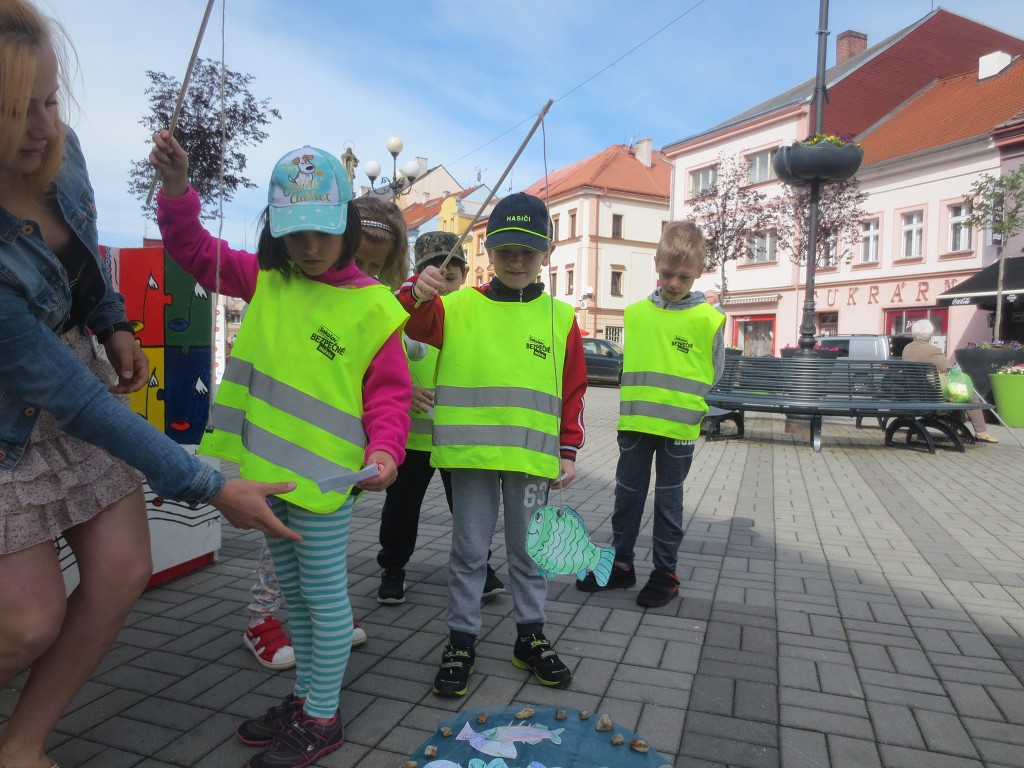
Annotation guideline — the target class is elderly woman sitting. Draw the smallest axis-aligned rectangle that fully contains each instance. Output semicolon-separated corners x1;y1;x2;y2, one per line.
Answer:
902;320;998;443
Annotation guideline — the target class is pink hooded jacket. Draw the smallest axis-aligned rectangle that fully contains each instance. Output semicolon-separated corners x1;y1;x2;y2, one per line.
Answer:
156;187;410;467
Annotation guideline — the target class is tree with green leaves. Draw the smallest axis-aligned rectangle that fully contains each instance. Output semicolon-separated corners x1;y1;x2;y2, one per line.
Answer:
963;164;1024;340
128;58;281;222
684;153;777;301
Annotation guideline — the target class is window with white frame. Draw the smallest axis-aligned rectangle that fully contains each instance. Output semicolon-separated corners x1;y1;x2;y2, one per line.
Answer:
565;267;575;294
549;267;557;295
551;216;560;242
690;165;718;197
901;210;924;258
611;268;623;296
604;325;623;344
569;210;577;239
860;218;879;263
821;235;839;268
949;202;973;251
747;230;777;263
611;214;623;239
746;149;776;184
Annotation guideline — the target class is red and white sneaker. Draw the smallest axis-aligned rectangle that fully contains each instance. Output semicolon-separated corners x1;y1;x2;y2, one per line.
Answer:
352;619;367;648
244;616;296;670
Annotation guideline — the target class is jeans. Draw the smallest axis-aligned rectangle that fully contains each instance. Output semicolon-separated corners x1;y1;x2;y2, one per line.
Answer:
611;430;694;574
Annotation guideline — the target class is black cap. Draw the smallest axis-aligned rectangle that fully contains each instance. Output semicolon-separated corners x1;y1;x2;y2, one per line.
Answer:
485;193;550;253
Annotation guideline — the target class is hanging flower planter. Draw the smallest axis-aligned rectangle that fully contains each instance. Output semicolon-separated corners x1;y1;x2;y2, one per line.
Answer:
773;134;864;187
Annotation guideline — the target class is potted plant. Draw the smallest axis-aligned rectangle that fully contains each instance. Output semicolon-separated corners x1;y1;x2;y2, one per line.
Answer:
773;133;864;187
989;362;1024;428
954;340;1024;406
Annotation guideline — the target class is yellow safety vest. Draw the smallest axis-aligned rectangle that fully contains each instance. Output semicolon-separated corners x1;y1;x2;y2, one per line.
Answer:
201;270;407;512
431;289;574;478
618;300;724;440
406;344;439;453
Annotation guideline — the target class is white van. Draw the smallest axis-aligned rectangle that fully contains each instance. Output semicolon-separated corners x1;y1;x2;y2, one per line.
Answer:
815;335;913;360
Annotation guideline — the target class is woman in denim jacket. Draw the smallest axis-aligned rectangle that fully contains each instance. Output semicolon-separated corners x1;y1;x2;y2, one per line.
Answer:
0;5;296;766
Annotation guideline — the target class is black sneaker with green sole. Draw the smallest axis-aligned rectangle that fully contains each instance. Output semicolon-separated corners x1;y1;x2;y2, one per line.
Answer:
432;643;475;697
511;634;572;687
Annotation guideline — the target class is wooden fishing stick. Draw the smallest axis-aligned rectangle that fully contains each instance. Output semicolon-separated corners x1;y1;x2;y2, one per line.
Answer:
415;98;554;306
144;0;217;206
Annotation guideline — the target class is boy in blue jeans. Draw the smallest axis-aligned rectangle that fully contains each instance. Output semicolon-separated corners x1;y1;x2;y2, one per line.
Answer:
577;221;724;607
401;193;587;696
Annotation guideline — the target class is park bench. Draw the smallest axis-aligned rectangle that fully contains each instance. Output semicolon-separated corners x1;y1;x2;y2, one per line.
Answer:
702;356;991;453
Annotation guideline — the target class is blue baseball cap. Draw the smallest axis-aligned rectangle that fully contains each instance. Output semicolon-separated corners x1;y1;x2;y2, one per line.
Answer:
268;146;353;237
485;192;551;253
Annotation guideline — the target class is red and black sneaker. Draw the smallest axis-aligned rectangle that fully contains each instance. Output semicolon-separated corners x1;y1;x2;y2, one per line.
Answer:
636;569;680;608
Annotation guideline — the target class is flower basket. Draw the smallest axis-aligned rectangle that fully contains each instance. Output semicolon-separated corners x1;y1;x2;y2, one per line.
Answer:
773;141;863;187
954;344;1024;406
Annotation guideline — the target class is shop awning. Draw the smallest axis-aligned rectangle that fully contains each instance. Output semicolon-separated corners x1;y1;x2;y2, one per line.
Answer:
722;293;782;306
936;257;1024;307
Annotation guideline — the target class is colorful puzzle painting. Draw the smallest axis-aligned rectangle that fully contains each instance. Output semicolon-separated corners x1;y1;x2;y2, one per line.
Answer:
59;245;223;593
407;706;674;768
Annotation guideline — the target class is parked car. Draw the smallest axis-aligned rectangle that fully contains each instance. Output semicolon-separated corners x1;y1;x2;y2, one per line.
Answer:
815;334;913;360
582;338;623;384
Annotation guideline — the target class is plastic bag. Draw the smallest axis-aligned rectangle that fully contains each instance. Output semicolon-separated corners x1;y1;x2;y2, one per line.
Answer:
944;365;975;403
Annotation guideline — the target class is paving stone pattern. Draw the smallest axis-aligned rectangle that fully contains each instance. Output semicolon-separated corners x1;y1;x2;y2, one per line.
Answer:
3;386;1023;767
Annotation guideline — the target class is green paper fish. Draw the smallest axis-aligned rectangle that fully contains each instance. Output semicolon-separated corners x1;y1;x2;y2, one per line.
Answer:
526;505;614;586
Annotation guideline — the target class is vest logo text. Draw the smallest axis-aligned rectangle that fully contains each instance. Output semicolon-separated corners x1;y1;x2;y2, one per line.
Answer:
671;335;693;354
311;325;346;360
526;335;551;359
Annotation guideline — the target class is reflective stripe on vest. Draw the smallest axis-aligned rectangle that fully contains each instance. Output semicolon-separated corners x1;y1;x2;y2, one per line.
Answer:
406;344;439;452
200;271;407;512
431;288;574;478
618;300;724;440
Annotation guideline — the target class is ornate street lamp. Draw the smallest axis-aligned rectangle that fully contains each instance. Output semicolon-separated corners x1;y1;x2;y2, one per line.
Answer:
363;136;422;198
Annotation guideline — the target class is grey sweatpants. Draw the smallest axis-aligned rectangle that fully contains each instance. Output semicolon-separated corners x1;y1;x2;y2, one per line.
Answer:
447;468;550;638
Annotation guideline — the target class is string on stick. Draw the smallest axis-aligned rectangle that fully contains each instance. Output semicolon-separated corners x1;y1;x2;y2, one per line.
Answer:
415;98;554;306
144;0;217;206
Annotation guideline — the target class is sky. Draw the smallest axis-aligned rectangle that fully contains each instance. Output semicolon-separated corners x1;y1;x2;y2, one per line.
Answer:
37;0;1024;249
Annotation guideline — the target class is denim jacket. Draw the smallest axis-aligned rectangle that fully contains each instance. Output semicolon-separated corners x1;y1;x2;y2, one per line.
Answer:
0;129;224;505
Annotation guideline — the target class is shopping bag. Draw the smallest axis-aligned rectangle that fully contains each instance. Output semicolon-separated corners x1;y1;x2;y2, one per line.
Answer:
944;365;975;403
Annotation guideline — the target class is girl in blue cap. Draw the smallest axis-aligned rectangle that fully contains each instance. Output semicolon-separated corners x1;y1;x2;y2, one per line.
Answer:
150;130;411;768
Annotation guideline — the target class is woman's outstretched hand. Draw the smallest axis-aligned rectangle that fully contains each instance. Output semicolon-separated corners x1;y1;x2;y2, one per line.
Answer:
211;480;301;541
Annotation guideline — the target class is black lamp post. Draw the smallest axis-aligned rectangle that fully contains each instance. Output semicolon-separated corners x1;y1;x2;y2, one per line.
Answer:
797;0;831;351
363;136;422;198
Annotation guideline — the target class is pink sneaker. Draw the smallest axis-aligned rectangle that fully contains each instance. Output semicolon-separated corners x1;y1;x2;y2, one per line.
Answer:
244;616;296;670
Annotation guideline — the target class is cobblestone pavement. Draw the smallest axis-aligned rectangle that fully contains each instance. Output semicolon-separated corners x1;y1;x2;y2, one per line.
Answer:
4;386;1024;767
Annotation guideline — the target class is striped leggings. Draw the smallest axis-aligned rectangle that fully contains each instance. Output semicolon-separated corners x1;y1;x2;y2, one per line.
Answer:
266;496;353;718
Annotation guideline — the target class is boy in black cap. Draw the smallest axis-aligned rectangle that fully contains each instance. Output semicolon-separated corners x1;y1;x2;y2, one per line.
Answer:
376;231;505;604
399;193;587;697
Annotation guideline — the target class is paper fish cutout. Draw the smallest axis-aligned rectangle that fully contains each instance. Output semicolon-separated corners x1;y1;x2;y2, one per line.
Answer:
457;721;563;759
526;505;614;586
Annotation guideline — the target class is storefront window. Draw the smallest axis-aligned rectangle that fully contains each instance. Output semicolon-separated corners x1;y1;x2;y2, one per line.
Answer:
732;315;775;356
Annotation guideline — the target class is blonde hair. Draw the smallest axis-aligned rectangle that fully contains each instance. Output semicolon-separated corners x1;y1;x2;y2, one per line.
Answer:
0;0;73;194
656;220;706;269
352;196;408;290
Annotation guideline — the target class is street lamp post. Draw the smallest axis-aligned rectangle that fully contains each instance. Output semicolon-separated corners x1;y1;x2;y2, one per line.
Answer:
363;136;422;198
797;0;831;351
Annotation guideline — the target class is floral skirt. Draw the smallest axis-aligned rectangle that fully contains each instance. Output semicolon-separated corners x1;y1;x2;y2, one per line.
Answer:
0;328;144;554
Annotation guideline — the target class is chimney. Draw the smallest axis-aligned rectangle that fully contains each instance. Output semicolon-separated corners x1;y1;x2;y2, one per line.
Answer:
836;30;867;65
635;137;653;168
979;51;1012;80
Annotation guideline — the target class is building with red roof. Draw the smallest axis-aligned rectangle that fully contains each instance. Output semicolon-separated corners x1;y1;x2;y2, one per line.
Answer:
663;9;1024;352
